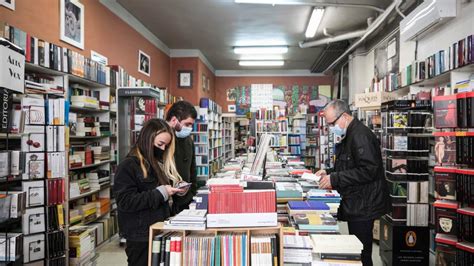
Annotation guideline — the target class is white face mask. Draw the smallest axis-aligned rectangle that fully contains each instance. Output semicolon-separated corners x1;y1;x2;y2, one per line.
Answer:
176;126;192;138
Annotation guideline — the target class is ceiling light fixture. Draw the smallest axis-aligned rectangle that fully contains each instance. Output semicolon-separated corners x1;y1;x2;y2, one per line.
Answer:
305;8;325;38
239;60;285;66
234;0;291;4
234;46;288;54
240;54;284;60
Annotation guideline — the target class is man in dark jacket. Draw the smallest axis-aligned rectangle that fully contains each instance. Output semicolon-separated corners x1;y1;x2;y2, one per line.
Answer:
166;101;198;213
317;99;391;266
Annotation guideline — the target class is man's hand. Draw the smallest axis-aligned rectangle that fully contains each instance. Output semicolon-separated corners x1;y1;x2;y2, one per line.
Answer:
315;169;327;177
319;175;332;189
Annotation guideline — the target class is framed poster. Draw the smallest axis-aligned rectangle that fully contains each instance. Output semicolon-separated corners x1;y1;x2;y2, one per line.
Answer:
138;50;150;76
178;70;192;88
1;0;15;10
60;0;84;49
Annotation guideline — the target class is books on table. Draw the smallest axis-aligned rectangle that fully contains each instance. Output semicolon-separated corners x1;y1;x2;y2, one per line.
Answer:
291;213;339;233
163;210;207;231
311;234;363;264
283;235;313;265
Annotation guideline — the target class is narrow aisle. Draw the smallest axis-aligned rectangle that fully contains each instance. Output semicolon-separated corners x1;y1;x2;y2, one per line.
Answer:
96;235;128;266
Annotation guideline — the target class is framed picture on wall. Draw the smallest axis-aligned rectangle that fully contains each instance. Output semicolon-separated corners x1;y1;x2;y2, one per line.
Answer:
207;78;210;91
178;71;193;88
1;0;15;10
60;0;84;49
138;50;151;76
228;105;236;113
202;74;207;90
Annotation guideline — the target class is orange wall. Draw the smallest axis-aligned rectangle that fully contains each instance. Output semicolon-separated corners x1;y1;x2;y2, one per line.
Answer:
169;57;200;105
0;0;170;87
169;57;216;106
215;76;333;112
198;59;216;101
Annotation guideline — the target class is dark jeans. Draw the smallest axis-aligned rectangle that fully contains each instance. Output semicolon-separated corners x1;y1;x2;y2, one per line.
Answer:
125;240;148;266
348;220;375;266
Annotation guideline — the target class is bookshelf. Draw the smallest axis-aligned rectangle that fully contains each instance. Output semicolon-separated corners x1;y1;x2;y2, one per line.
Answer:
318;111;335;170
304;113;318;169
254;108;289;152
235;118;250;156
222;115;235;162
192;99;223;181
379;100;433;265
148;222;284;266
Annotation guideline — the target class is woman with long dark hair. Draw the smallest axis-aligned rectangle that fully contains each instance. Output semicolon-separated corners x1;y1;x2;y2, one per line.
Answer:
114;118;187;266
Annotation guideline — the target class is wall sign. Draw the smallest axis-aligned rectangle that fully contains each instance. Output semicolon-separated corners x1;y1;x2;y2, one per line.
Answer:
0;88;12;133
0;38;25;94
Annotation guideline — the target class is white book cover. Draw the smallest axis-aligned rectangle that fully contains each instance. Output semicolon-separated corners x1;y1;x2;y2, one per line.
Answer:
311;234;363;254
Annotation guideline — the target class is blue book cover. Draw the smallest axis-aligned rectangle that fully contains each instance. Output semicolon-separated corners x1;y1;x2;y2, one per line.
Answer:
288;201;310;210
307;201;330;210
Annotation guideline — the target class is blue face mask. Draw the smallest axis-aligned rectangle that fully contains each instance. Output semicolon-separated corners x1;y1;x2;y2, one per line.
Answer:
176;126;192;138
329;124;346;137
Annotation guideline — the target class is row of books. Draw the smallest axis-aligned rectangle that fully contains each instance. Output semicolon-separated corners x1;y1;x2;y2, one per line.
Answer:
25;73;64;94
70;114;110;137
385;158;429;175
435;167;474;206
283;235;312;265
199;98;222;114
386;135;430;151
433;92;474;129
3;23;108;84
256;120;288;132
0;191;26;221
255;108;285;120
47;205;65;232
379;34;473;91
288;146;302;155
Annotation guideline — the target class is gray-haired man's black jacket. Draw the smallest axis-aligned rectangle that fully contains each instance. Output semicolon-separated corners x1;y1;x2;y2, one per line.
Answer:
327;118;391;221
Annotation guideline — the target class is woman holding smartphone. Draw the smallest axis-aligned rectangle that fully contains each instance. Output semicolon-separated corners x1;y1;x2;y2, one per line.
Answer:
114;119;188;266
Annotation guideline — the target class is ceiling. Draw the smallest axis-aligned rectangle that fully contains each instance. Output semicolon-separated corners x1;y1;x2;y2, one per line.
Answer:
117;0;393;72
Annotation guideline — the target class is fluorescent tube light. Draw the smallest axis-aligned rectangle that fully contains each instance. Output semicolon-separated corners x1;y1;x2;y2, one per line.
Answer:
235;0;293;4
305;8;325;38
240;54;284;60
234;46;288;54
239;60;285;66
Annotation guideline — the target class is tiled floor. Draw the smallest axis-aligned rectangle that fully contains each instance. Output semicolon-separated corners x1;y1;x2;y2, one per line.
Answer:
96;235;128;266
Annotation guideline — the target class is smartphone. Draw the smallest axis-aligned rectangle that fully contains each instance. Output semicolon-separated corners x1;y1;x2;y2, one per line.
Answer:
177;182;192;189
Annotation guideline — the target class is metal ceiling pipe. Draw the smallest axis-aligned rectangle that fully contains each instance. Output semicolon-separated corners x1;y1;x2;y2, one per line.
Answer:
236;0;385;13
299;29;366;48
322;0;401;73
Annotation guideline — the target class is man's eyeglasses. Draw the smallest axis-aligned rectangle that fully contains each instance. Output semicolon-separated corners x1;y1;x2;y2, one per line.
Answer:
327;112;345;127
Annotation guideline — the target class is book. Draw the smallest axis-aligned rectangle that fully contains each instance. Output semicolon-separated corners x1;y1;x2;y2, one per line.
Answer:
311;235;363;254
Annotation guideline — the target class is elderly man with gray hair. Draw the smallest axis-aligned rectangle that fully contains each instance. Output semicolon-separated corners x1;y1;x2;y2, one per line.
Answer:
317;99;391;266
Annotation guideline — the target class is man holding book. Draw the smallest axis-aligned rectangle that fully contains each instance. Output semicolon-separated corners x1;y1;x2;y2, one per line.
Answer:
317;99;391;266
166;101;198;213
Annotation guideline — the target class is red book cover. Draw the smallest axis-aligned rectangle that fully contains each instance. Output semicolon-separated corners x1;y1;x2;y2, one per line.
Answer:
26;34;31;62
48;180;53;205
52;179;58;205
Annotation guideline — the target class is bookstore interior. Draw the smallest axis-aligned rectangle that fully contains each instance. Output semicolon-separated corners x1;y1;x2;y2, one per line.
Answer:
0;0;473;265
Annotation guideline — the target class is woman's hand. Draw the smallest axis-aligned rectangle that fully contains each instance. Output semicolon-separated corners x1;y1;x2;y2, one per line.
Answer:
164;185;185;196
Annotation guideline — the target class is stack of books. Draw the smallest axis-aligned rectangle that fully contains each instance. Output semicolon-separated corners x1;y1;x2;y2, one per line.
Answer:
206;182;277;227
291;213;338;234
87;170;110;190
307;189;341;215
283;235;313;266
69;178;91;198
311;235;363;265
95;198;110;216
90;146;111;163
275;182;303;202
163;209;207;231
69;226;96;266
287;201;330;216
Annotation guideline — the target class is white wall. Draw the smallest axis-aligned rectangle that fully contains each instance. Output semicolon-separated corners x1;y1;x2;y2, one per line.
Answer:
415;1;474;60
348;0;473;103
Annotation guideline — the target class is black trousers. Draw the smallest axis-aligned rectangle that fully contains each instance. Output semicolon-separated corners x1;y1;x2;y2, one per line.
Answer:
125;240;149;266
348;220;375;266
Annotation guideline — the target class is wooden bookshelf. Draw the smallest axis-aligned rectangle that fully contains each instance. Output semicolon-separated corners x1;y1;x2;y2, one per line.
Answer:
148;222;284;266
